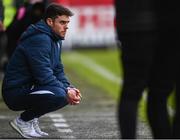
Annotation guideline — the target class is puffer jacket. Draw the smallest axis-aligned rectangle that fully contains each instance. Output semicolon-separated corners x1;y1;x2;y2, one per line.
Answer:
2;20;70;93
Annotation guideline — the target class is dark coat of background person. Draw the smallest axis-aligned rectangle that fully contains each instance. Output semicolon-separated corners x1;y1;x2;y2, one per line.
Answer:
115;0;179;139
0;0;4;21
0;0;7;74
5;2;45;59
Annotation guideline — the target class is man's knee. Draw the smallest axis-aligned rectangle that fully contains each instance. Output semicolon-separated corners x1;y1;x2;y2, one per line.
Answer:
55;94;68;107
46;93;68;109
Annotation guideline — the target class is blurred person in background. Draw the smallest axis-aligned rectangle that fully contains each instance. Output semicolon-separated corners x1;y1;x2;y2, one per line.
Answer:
115;0;158;138
174;55;180;138
2;3;82;138
0;0;7;79
147;1;179;138
5;0;47;59
115;0;178;138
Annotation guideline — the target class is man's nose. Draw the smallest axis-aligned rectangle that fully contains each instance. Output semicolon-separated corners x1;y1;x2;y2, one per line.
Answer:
65;26;68;29
65;23;69;29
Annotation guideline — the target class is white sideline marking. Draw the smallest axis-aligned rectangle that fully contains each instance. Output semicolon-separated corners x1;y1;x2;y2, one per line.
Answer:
52;118;66;122
54;123;69;127
48;114;63;118
168;106;175;117
49;113;75;138
66;52;122;85
57;128;73;133
0;115;7;119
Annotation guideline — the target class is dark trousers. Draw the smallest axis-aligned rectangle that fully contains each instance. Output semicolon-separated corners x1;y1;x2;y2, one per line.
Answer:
118;30;176;138
147;29;177;138
2;85;68;121
118;31;156;138
116;0;180;138
173;63;180;138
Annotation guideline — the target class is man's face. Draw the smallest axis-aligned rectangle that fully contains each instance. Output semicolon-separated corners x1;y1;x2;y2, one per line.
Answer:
47;15;70;39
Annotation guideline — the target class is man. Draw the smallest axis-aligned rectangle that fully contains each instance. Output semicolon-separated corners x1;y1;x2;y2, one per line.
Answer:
2;3;82;138
115;0;158;138
147;1;178;138
6;0;46;58
115;0;178;138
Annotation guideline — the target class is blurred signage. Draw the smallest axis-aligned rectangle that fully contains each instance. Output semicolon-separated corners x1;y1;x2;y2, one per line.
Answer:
55;0;116;47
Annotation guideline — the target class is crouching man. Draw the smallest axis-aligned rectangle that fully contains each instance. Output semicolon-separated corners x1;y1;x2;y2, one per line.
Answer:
1;3;82;138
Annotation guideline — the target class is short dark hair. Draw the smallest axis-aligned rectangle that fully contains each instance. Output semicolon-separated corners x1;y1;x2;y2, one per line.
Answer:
43;3;74;20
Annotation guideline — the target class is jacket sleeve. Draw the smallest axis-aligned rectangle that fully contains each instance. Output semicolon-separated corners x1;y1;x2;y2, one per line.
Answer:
25;35;67;92
54;62;73;88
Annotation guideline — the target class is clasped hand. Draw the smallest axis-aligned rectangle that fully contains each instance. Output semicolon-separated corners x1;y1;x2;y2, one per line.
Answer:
67;87;82;105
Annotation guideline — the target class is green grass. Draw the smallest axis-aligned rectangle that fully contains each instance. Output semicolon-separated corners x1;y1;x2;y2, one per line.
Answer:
62;48;122;99
79;49;122;77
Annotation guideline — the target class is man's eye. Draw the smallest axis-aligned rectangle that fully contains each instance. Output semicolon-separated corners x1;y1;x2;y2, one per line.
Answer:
60;21;65;24
60;21;67;25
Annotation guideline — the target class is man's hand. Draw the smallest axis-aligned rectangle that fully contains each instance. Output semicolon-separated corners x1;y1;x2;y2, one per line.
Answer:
67;87;82;105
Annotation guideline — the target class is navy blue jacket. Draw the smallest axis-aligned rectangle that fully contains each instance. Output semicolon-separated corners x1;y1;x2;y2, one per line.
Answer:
3;20;70;93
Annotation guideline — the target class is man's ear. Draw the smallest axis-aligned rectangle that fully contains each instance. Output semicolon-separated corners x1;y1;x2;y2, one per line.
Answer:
46;18;53;27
